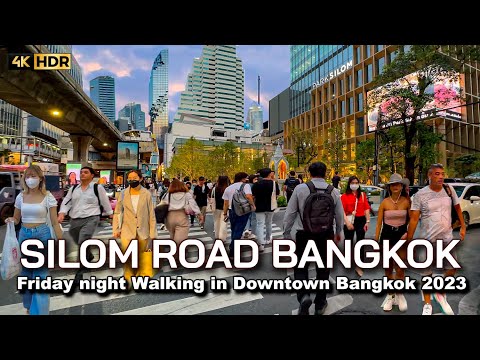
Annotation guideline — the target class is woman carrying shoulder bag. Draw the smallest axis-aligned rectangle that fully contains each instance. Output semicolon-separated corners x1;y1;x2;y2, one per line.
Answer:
341;176;371;277
164;179;202;262
6;165;63;315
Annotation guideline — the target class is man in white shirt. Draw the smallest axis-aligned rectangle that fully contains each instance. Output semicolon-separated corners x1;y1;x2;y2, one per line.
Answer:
58;166;113;284
222;172;255;258
407;163;466;315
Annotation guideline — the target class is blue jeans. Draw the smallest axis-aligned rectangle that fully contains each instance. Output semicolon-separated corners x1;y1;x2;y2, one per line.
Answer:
244;212;257;233
229;209;250;257
18;224;51;315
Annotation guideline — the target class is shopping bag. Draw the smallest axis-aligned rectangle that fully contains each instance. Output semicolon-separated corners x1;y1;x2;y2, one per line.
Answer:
0;222;21;280
137;240;158;278
206;198;215;213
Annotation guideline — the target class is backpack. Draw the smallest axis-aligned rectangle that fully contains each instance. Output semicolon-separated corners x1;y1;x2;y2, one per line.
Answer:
66;183;104;215
442;184;460;229
285;177;299;194
301;181;335;234
232;183;254;216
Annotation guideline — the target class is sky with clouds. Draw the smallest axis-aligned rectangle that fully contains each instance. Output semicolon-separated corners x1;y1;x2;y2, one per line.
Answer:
73;45;291;128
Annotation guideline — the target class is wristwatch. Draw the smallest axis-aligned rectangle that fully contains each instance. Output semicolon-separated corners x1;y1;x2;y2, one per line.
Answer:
366;220;370;223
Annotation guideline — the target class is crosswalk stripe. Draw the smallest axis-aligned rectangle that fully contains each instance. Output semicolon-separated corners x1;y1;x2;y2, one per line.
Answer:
0;267;243;315
116;291;263;315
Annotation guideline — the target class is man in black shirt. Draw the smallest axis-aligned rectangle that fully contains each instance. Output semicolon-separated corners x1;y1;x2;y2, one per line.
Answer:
332;171;341;189
283;170;300;203
252;168;280;252
193;176;208;229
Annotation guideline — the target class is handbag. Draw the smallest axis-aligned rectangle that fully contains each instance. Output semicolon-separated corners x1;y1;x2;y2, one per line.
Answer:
137;239;158;277
184;194;196;215
206;187;216;213
155;193;170;224
0;222;21;280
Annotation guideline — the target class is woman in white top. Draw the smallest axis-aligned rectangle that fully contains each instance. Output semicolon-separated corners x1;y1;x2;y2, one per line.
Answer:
164;179;202;259
6;165;63;315
113;170;157;285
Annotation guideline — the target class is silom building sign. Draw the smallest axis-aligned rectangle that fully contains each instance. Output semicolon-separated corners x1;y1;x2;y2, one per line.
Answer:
312;60;353;89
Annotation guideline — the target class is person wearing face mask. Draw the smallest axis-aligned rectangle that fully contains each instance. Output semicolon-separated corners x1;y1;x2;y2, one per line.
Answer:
6;165;63;315
113;170;157;286
58;166;113;286
341;176;371;277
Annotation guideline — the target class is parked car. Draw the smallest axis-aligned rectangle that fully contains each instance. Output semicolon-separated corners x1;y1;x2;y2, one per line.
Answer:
466;172;480;179
449;183;480;228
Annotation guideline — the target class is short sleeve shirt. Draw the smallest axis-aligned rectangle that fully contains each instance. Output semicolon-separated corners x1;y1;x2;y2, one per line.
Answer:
411;185;459;241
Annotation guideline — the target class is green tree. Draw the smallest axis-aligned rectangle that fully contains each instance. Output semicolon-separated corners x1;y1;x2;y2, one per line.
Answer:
323;123;346;173
415;123;443;182
166;137;207;180
367;45;478;185
356;139;375;183
289;128;318;172
454;154;480;177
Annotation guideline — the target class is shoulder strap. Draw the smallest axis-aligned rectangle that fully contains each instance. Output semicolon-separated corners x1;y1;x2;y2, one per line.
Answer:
325;185;334;194
93;183;103;213
239;183;246;192
64;184;79;205
442;184;452;197
306;181;316;194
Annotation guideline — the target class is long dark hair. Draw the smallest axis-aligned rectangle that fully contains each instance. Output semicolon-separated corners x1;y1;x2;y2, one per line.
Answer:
215;175;230;194
345;176;362;199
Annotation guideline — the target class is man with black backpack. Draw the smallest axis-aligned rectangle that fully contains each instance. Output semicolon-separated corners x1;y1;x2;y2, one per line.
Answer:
283;162;344;315
58;166;113;286
283;170;300;203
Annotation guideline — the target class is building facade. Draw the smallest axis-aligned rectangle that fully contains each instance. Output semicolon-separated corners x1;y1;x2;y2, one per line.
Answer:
247;102;264;133
290;45;351;118
174;45;244;130
45;45;83;88
149;49;169;142
269;87;291;137
284;45;480;175
90;76;116;122
118;103;146;131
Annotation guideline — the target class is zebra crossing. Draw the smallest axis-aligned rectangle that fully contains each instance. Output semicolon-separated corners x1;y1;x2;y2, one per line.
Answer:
0;220;353;315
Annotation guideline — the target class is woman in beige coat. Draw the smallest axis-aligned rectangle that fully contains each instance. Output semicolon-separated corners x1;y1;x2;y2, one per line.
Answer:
113;170;157;284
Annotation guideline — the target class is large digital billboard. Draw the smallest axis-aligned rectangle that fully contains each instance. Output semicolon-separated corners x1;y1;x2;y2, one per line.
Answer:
66;163;81;186
367;72;463;132
117;141;139;170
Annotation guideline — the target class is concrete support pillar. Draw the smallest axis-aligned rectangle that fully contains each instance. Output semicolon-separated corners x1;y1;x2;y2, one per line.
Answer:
70;135;93;166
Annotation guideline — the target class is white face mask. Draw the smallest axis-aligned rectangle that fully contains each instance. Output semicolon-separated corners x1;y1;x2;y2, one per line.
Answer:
26;178;40;189
350;184;359;191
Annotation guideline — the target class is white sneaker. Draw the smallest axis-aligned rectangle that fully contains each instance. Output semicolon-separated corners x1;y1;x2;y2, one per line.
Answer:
433;293;454;315
422;303;433;315
242;231;251;239
248;232;257;240
394;293;408;312
382;294;395;312
266;235;273;244
258;244;265;252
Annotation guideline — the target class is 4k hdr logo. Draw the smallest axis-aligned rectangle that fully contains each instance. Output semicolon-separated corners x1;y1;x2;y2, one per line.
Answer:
8;53;71;70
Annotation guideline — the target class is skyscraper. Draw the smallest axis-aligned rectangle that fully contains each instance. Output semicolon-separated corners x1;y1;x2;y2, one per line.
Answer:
149;49;169;141
247;102;263;133
90;76;116;122
174;45;244;130
118;103;145;130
